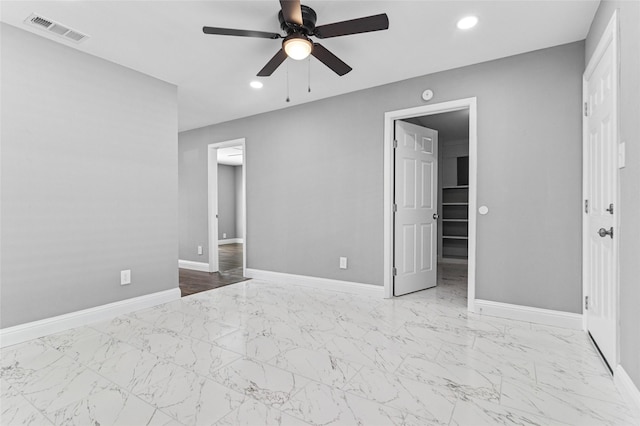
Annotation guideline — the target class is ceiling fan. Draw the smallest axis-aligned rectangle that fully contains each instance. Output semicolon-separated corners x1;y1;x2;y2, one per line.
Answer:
202;0;389;77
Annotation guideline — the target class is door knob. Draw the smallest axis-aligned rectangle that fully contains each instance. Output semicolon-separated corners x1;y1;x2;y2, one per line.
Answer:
598;227;613;238
433;213;439;220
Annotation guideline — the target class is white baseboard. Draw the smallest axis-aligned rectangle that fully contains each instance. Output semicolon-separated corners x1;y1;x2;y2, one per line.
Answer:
615;365;640;421
473;299;582;330
218;238;243;245
439;257;468;265
0;288;181;348
178;259;210;272
245;268;384;298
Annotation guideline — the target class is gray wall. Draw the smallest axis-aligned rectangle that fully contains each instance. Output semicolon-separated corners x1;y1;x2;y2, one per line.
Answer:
218;164;237;240
235;166;244;239
586;0;640;392
179;141;207;262
179;41;584;313
1;24;179;328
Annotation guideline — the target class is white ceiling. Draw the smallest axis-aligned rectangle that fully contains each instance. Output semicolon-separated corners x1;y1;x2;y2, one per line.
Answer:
0;1;599;132
217;146;244;166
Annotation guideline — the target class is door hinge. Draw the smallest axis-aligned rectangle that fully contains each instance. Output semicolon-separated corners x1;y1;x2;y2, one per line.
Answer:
584;199;589;214
585;295;589;310
392;267;397;276
606;203;614;214
584;102;589;117
393;203;397;213
393;139;398;149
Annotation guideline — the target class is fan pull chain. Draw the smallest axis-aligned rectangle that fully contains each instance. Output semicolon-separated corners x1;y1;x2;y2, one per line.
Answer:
286;62;290;102
308;56;311;93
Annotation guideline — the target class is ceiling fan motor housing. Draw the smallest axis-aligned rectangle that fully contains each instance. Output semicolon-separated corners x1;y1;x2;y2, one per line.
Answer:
278;5;317;35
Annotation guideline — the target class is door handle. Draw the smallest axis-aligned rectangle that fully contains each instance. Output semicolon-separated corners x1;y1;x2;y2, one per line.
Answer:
598;227;613;238
433;213;439;220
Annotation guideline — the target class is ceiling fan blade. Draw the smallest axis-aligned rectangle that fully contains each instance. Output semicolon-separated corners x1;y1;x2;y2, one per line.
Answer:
203;26;281;39
279;0;303;26
257;49;288;76
314;13;389;39
311;43;352;76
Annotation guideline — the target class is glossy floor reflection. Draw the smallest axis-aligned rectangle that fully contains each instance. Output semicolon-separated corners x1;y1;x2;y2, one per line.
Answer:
2;264;638;425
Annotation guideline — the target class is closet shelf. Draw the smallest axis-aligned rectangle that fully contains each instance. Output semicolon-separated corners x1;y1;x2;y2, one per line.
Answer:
442;219;468;222
443;235;468;240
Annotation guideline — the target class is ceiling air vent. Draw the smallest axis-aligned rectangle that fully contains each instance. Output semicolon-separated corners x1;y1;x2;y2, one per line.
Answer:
24;14;89;43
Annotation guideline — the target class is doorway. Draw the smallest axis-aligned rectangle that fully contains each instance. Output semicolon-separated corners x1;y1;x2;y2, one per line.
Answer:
208;139;247;276
383;98;477;311
178;138;248;297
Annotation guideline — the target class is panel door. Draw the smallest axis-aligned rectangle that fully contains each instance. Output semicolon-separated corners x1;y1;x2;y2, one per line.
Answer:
394;121;438;296
585;38;617;367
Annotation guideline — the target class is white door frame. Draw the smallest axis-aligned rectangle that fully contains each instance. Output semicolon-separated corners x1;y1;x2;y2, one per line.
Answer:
582;11;619;365
384;97;478;312
207;138;247;275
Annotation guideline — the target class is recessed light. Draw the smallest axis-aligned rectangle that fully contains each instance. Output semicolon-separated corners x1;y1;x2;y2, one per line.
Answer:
250;81;263;89
457;16;478;30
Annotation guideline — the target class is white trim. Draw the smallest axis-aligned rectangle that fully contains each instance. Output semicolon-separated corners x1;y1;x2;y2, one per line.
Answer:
383;97;477;309
245;268;384;298
474;299;583;330
582;10;619;369
178;259;210;272
614;365;640;422
207;144;219;273
208;138;247;276
439;258;469;265
218;238;244;245
0;288;181;348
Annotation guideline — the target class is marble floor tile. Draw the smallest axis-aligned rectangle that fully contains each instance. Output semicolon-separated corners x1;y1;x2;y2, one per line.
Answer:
281;381;431;426
215;398;310;426
449;397;570;426
49;384;177;426
214;328;302;362
435;342;536;384
1;266;637;426
269;346;362;388
394;354;501;403
500;377;637;426
1;381;54;425
342;365;457;423
44;329;137;367
87;346;176;393
20;360;112;415
1;340;67;389
210;357;309;408
135;364;244;426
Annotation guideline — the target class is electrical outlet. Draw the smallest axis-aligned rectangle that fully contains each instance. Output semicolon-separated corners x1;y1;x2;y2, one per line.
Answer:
223;233;227;239
120;269;131;286
339;257;348;269
197;245;203;255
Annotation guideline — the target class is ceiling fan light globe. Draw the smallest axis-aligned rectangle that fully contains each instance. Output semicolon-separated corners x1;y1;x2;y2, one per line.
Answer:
283;35;313;60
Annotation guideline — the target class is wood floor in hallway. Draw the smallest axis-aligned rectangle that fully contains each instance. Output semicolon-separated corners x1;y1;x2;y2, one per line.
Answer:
179;243;248;297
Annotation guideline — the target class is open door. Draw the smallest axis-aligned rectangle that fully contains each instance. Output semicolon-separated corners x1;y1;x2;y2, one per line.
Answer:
394;121;438;296
583;12;618;371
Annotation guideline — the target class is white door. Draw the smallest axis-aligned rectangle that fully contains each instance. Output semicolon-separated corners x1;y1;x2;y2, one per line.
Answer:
584;22;618;368
394;121;438;296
